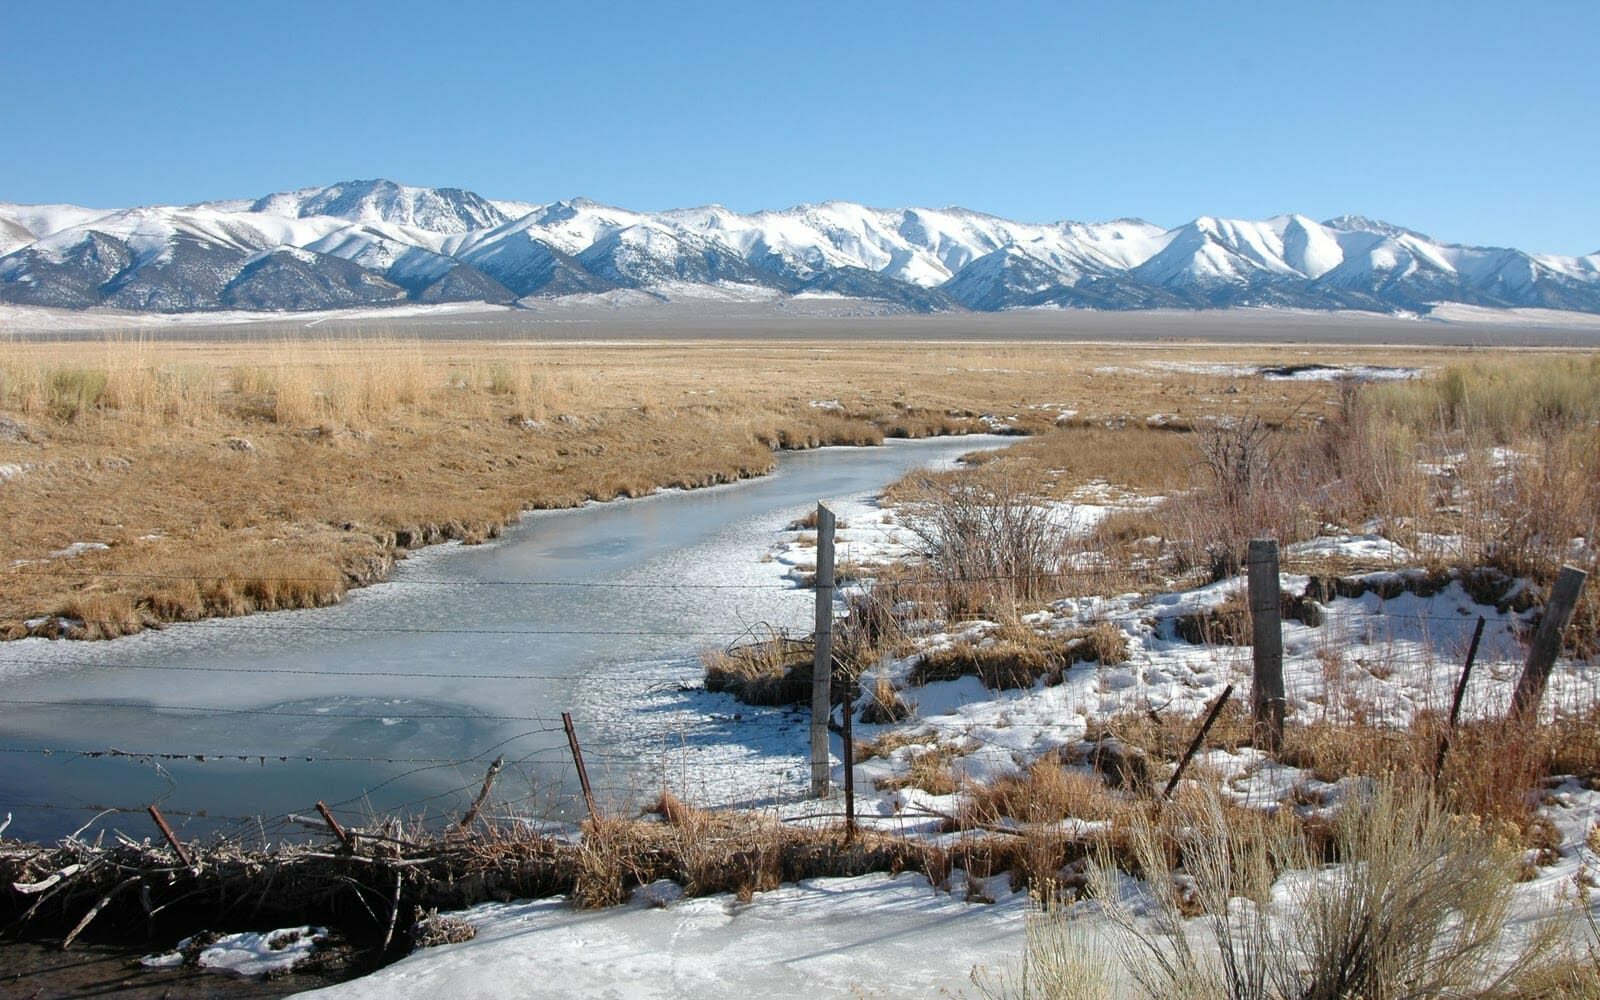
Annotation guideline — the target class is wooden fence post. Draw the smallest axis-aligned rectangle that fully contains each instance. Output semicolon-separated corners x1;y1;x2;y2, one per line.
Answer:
457;756;505;832
1247;538;1285;753
1434;615;1486;782
811;503;837;798
562;712;599;824
842;673;857;838
315;800;352;848
1510;565;1589;721
147;804;195;869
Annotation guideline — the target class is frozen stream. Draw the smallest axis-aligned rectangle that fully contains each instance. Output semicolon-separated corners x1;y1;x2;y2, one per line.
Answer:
0;436;1006;843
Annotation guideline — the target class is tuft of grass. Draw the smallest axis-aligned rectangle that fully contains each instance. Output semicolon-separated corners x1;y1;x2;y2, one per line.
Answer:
961;760;1133;830
909;623;1128;690
859;672;913;724
701;635;814;706
877;747;963;796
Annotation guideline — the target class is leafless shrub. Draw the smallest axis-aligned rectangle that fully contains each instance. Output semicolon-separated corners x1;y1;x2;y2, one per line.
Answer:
1197;415;1278;516
899;471;1064;617
1167;415;1317;581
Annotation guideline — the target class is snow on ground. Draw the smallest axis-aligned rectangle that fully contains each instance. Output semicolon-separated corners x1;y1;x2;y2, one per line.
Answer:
1260;363;1420;382
851;563;1565;792
46;541;109;559
1424;303;1600;328
294;873;1027;1000
274;477;1597;997
0;301;517;332
146;926;329;977
689;484;1591;829
1096;360;1421;382
1286;533;1413;562
644;281;786;304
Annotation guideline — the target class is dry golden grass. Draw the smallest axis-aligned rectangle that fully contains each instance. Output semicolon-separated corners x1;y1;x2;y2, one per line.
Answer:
700;635;815;706
875;746;965;796
856;727;935;762
908;622;1128;690
961;759;1134;829
0;337;1586;638
967;425;1201;498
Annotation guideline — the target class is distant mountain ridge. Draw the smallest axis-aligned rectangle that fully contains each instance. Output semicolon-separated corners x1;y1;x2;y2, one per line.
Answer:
2;179;1596;315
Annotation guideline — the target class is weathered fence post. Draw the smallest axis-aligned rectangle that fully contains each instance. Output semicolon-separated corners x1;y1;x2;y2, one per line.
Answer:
562;712;599;824
1161;684;1234;802
147;804;195;869
1247;538;1285;753
811;503;837;798
1434;615;1487;782
842;672;857;838
315;800;352;848
1510;565;1589;721
457;756;505;831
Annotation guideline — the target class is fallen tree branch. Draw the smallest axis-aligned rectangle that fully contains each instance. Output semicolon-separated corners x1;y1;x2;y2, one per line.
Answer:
62;876;138;949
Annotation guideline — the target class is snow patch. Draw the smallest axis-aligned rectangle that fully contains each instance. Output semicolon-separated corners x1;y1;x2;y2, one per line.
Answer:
143;925;327;977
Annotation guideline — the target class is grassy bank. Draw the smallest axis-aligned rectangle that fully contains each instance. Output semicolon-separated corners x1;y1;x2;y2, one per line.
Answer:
0;335;1469;639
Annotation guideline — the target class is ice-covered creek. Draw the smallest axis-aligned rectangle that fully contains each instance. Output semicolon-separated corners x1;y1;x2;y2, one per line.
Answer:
0;436;1007;843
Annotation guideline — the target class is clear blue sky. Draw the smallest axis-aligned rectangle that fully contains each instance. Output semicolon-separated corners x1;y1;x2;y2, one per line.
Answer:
2;1;1596;253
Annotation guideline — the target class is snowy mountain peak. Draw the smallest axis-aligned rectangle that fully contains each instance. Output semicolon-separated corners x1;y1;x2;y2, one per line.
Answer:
1323;215;1433;242
249;179;511;234
2;184;1597;317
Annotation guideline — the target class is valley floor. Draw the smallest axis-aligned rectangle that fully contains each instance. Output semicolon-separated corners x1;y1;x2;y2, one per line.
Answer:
3;335;1596;999
6;300;1600;346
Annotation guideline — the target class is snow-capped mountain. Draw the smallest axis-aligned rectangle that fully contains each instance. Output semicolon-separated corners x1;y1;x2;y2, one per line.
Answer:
1;180;1596;316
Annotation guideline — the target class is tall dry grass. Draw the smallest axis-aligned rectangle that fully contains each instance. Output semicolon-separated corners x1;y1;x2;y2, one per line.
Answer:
1067;358;1599;648
982;778;1571;1000
0;339;1584;639
1365;355;1600;443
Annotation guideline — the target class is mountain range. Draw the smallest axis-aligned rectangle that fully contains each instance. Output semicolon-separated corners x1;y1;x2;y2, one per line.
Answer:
2;179;1596;316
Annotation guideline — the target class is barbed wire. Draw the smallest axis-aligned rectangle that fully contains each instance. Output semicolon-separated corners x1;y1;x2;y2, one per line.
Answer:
0;658;633;681
0;698;570;723
0;744;570;764
2;567;801;590
34;619;761;638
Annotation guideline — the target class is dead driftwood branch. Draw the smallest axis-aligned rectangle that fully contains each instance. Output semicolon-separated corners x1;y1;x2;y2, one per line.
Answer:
380;868;403;954
457;757;505;832
61;876;138;949
0;810;1011;949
